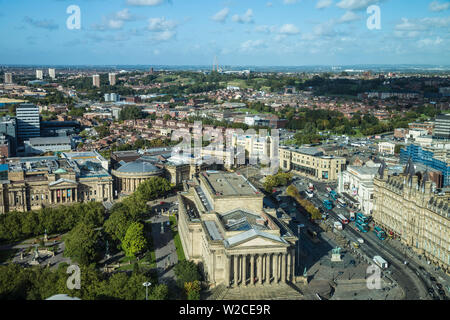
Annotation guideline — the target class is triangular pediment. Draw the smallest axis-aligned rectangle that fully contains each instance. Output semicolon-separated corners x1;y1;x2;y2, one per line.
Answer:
49;178;78;187
225;229;288;249
232;236;286;248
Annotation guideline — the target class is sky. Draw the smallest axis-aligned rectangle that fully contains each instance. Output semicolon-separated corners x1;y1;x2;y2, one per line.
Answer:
0;0;449;66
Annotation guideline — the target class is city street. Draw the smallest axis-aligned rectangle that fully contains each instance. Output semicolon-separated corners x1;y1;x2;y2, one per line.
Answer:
289;173;449;300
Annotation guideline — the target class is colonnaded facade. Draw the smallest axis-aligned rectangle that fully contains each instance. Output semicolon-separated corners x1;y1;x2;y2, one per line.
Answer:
177;170;298;288
0;151;113;213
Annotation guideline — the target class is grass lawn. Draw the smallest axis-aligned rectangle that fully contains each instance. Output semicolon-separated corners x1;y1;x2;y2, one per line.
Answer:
0;249;18;264
169;215;185;262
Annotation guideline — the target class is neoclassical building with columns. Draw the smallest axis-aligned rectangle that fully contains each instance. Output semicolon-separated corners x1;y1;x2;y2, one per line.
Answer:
0;151;113;213
177;170;298;288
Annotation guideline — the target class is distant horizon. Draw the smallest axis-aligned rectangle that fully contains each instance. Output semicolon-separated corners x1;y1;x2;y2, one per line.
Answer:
1;1;449;66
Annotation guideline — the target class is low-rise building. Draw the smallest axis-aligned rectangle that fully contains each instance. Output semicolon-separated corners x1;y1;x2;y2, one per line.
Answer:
378;141;396;155
0;151;113;213
279;146;346;182
24;136;73;155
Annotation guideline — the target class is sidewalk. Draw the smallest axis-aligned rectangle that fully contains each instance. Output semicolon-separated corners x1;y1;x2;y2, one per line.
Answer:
149;214;178;288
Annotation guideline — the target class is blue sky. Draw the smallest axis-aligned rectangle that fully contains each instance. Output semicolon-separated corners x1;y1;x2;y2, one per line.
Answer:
0;0;449;66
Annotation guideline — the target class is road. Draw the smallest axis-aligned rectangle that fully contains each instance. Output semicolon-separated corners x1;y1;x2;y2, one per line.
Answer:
290;175;432;300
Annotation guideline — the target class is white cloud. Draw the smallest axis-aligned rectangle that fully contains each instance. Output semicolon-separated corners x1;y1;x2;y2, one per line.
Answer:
429;1;450;12
240;39;266;52
283;0;300;4
151;30;176;41
254;25;277;33
336;0;384;11
417;37;444;47
147;17;177;42
232;9;254;24
212;8;230;23
266;2;273;7
317;0;333;9
148;17;177;31
127;0;165;6
338;11;361;23
115;9;134;21
279;23;300;34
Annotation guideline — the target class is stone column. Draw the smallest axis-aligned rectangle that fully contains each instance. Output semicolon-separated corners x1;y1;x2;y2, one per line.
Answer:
287;252;292;282
250;255;255;285
266;253;271;284
258;255;263;284
233;255;238;287
274;253;279;284
225;256;231;287
243;255;247;286
75;188;78;202
281;254;286;283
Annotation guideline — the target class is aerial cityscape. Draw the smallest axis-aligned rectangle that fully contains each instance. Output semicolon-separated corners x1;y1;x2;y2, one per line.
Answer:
0;0;449;308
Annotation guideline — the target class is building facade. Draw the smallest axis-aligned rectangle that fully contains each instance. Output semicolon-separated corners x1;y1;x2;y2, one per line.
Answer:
0;152;113;214
338;165;380;216
433;114;450;140
279;146;346;182
16;104;40;141
4;73;12;84
400;144;450;187
92;74;100;88
108;73;117;86
378;141;396;155
178;171;298;288
373;164;450;273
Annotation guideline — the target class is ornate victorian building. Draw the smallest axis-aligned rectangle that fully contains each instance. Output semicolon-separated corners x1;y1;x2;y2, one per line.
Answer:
373;161;450;272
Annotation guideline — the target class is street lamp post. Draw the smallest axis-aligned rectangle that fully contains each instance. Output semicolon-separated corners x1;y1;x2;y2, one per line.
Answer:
143;282;152;301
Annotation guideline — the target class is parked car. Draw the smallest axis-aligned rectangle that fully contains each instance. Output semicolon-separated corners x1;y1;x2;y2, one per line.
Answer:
430;276;437;282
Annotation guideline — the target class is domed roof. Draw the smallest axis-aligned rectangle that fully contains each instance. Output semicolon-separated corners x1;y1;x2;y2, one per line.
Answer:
117;160;160;174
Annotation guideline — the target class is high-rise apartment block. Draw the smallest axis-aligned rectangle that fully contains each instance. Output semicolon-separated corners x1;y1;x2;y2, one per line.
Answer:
48;68;56;80
4;73;12;84
109;73;117;86
93;74;100;88
16;104;41;141
36;70;43;80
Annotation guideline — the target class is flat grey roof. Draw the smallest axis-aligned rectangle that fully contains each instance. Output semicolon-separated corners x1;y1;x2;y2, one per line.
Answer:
202;171;260;197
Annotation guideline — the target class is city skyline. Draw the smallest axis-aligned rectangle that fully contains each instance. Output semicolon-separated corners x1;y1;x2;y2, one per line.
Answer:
0;0;449;66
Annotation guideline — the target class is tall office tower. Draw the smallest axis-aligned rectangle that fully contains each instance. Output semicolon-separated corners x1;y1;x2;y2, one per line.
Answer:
16;104;41;141
49;68;56;80
4;73;12;84
36;70;43;80
433;114;450;139
0;116;18;156
108;73;117;86
93;74;100;88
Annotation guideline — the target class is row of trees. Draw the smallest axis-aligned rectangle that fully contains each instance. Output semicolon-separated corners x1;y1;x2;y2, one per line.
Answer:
286;185;321;221
0;202;105;243
263;171;293;192
0;263;168;300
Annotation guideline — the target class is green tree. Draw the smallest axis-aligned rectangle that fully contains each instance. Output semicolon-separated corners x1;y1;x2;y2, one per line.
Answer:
64;222;100;265
122;222;147;258
185;280;201;300
174;260;201;288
